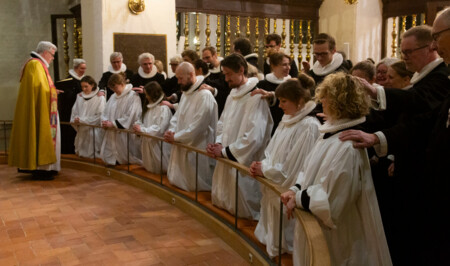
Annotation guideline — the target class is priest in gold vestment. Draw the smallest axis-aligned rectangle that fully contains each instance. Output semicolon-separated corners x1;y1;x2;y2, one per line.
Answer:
8;41;60;179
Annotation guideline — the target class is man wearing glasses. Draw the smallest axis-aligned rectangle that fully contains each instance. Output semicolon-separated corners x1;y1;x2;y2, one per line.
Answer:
340;24;450;265
9;41;60;180
302;33;349;88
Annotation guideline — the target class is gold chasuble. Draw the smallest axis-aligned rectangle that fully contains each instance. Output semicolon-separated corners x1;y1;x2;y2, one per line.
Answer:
9;59;57;170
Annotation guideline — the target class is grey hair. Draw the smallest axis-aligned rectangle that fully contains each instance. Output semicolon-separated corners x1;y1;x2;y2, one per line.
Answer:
73;58;86;68
110;52;123;62
138;52;155;64
436;7;450;28
376;57;400;68
35;41;57;54
170;54;182;64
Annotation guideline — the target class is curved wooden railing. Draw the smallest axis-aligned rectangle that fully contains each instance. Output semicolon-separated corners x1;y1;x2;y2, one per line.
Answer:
0;120;330;266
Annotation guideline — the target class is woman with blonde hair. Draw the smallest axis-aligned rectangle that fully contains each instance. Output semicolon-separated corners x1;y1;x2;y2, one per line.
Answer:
282;73;391;266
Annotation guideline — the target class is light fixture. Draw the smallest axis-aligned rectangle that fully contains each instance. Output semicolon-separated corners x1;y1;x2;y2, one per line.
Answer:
344;0;358;4
129;0;145;15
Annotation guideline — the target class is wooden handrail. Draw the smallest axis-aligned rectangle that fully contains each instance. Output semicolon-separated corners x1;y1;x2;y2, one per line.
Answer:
6;120;330;266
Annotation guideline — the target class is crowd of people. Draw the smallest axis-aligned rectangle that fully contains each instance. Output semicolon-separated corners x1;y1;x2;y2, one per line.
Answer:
8;7;450;265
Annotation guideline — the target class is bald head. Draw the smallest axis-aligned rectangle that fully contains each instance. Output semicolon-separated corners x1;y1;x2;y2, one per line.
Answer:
432;7;450;63
176;62;196;91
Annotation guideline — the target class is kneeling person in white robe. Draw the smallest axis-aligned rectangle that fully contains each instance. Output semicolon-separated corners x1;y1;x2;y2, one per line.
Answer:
164;62;218;191
100;73;142;165
207;54;273;220
281;73;391;266
71;75;106;158
249;76;320;258
133;81;172;173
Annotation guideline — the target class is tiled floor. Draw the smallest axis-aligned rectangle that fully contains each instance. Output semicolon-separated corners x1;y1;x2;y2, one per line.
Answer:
0;164;249;265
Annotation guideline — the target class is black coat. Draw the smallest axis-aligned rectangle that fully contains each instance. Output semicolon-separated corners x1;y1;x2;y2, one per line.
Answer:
98;69;134;100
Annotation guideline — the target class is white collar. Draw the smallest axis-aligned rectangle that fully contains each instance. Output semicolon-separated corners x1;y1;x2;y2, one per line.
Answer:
147;94;164;109
69;69;84;80
210;64;221;74
185;75;205;95
319;116;366;134
204;72;211;79
280;101;317;126
230;77;259;99
265;73;291;84
410;58;444;84
312;52;343;76
114;84;134;99
81;87;100;99
108;63;127;74
31;51;49;68
138;66;157;79
244;53;258;59
401;84;413;90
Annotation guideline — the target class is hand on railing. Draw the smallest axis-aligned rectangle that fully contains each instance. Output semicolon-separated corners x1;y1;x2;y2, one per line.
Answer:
132;124;142;132
281;190;296;219
74;117;80;124
249;161;263;177
163;130;175;143
206;143;223;158
102;120;114;128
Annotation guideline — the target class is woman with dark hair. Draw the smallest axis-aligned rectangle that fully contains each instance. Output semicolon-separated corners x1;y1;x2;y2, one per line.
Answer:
282;73;391;266
70;75;106;158
249;77;320;258
257;50;292;134
133;82;172;173
100;73;142;165
385;61;413;90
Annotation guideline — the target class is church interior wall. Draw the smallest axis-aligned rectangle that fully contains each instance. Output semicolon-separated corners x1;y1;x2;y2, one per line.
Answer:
0;0;72;120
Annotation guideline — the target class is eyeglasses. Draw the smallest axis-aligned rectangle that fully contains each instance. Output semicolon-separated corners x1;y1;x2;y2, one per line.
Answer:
400;45;429;57
432;28;450;41
313;52;330;57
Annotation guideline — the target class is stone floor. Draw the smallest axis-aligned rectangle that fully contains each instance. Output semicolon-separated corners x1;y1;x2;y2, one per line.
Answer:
0;164;249;265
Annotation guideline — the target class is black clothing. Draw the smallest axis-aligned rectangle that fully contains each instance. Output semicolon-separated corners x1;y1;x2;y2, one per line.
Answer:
130;72;165;106
55;75;82;154
162;75;181;103
205;71;231;117
98;69;134;100
257;79;283;136
308;63;349;90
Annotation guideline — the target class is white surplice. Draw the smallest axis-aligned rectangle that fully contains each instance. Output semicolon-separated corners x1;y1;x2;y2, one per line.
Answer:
291;117;392;266
254;101;320;258
211;77;274;220
70;87;106;158
140;97;172;174
100;84;142;165
167;76;218;191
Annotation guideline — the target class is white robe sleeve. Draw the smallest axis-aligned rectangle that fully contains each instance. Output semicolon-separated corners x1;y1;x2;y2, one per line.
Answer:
295;144;363;229
141;106;172;136
79;97;106;126
215;95;231;144
114;94;142;129
174;91;216;143
227;95;273;165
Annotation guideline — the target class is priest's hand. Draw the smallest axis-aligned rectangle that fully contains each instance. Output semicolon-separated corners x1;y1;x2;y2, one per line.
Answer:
97;91;105;97
132;86;144;94
316;112;328;121
206;143;223;158
133;124;141;132
249;161;263;177
251;88;274;100
355;77;378;99
160;100;174;110
164;130;175;143
102;120;113;128
339;130;380;149
199;84;215;94
301;61;311;73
